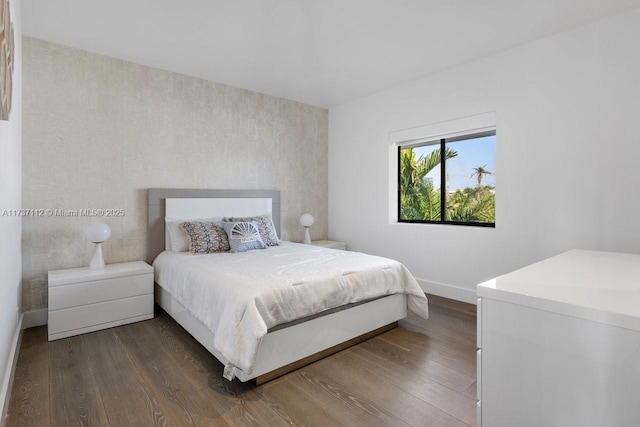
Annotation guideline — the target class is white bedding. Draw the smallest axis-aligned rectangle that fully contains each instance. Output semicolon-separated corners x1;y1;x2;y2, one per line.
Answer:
153;242;429;376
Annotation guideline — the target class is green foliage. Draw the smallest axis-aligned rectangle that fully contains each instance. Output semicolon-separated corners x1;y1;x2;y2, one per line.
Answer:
399;147;456;221
447;186;495;223
400;148;495;224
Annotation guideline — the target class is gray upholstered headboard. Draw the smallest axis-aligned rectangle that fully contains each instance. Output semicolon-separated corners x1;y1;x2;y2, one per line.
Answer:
147;188;281;263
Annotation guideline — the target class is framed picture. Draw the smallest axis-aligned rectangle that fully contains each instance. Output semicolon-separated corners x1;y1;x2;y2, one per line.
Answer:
0;0;13;121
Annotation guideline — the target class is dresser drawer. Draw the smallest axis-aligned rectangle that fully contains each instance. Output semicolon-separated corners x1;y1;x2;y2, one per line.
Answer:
477;349;482;400
48;294;154;336
477;297;482;348
49;273;153;310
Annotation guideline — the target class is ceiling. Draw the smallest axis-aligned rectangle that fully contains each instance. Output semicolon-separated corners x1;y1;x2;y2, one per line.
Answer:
21;0;640;108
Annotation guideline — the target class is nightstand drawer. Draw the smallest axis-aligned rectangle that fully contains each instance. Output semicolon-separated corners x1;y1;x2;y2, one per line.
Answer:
48;294;154;337
49;273;153;310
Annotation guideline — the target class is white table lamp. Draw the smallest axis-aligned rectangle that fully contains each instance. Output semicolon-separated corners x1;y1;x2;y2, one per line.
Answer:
300;213;314;245
85;222;111;269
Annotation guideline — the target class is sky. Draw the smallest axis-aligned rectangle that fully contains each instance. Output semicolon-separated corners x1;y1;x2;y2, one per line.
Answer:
413;135;496;191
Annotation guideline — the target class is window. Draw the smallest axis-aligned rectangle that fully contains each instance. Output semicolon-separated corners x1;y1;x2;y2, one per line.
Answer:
398;131;496;227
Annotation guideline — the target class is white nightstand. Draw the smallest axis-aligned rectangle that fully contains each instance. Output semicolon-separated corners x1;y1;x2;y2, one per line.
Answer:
312;240;347;250
48;261;154;341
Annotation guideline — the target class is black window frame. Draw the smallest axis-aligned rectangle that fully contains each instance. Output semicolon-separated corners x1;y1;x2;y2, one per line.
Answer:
397;130;496;228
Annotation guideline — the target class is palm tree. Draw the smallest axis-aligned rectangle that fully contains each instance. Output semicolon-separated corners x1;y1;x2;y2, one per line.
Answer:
470;165;493;187
399;147;457;220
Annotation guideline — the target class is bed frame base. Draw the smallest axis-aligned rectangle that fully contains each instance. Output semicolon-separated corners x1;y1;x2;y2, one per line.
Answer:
155;284;407;383
255;321;397;385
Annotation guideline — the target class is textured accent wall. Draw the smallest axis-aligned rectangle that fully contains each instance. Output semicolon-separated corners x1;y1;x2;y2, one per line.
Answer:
22;37;328;312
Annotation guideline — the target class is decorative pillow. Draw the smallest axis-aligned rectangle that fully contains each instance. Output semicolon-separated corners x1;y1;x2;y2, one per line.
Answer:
166;217;221;251
221;221;267;253
222;213;280;246
179;221;230;254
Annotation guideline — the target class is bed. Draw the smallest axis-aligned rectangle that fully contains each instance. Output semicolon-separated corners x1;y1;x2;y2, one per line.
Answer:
147;188;429;384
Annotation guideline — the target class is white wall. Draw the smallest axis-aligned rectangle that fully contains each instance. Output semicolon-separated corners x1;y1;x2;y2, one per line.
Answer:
328;9;640;303
0;0;22;417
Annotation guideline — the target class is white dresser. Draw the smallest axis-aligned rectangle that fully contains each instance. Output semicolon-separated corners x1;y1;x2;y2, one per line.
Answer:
476;250;640;427
48;261;154;341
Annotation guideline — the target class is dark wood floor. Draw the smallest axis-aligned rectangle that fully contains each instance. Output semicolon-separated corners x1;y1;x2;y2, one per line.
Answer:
6;295;477;426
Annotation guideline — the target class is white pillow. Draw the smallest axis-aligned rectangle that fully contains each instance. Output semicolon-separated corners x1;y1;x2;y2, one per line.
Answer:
165;217;221;251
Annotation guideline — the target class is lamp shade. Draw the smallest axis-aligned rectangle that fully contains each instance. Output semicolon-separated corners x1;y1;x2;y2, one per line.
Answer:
85;222;111;243
300;214;314;228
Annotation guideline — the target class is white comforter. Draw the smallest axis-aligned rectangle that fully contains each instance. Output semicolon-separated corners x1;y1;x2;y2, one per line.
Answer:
153;242;428;375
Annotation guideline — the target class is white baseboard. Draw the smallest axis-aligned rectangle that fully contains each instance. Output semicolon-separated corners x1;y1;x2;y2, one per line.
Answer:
416;278;478;305
0;313;24;427
22;309;47;329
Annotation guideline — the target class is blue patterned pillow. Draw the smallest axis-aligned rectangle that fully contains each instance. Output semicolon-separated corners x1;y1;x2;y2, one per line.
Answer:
222;213;280;246
221;221;267;253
